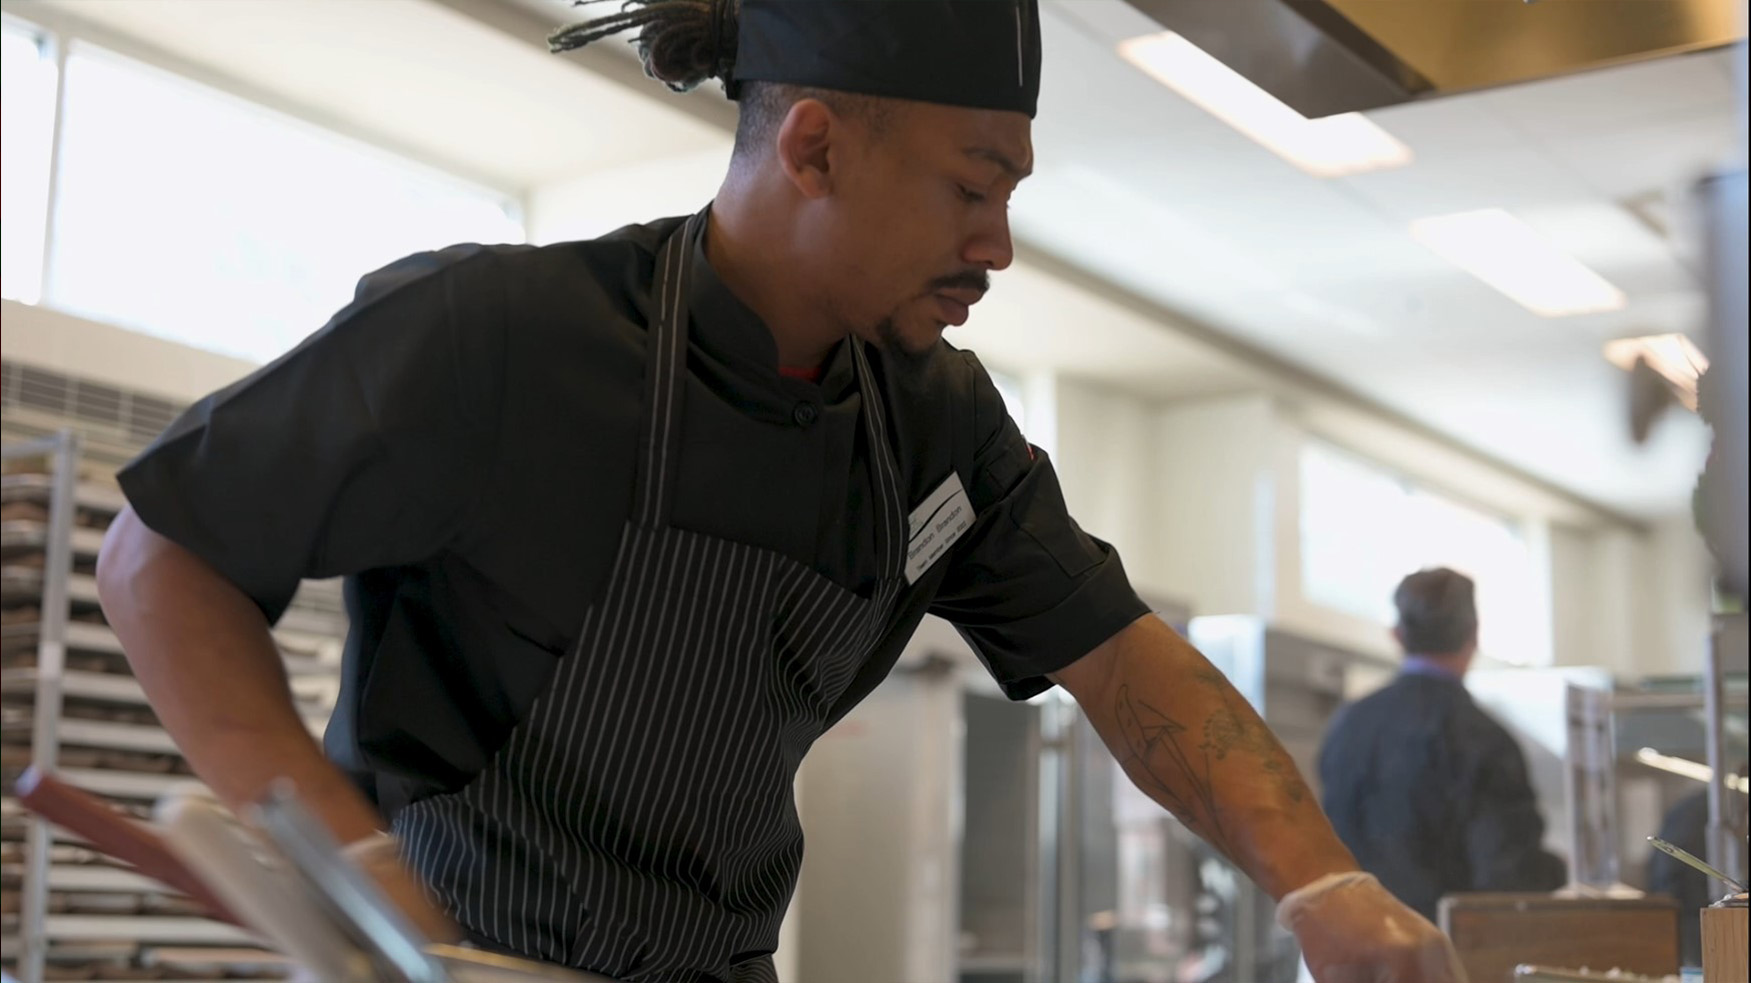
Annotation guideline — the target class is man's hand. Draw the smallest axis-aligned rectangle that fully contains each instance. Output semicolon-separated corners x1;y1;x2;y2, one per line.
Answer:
342;834;462;945
1280;873;1467;983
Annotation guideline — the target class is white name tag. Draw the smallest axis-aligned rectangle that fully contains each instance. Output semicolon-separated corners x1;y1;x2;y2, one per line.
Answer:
905;472;976;585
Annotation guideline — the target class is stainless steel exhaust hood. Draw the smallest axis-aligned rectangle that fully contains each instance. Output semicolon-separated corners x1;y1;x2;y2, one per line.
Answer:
1119;0;1744;118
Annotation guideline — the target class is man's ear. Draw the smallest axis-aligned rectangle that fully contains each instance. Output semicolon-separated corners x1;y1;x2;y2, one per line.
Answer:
775;98;837;200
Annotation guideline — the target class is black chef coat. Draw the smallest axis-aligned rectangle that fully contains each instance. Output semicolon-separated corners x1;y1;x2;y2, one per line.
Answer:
1317;671;1568;921
117;213;1149;819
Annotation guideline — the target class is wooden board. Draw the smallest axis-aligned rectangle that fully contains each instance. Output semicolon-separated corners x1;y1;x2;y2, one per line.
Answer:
1438;893;1680;983
1702;905;1748;983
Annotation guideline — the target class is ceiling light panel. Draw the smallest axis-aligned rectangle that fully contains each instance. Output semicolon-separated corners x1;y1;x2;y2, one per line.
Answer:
1118;31;1413;179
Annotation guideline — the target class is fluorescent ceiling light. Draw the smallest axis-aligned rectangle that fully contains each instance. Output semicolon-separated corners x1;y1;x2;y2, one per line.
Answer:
1605;333;1709;410
1410;209;1627;317
1635;748;1749;793
1117;31;1412;178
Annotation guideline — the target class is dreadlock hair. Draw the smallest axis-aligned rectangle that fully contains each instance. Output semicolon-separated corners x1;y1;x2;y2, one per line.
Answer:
550;0;892;161
550;0;732;92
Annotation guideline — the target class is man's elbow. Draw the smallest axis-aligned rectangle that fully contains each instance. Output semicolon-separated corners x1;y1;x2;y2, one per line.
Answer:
95;506;160;619
1049;614;1156;705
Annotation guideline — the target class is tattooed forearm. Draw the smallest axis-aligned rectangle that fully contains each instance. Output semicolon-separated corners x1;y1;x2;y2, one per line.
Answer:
1064;616;1359;899
1191;667;1310;807
1113;683;1237;857
1112;670;1314;860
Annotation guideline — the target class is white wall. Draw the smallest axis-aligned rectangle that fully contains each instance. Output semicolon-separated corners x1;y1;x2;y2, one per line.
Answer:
3;298;258;403
527;147;731;245
1165;394;1283;620
1145;394;1279;619
1034;375;1717;678
1637;514;1717;676
1552;525;1648;676
1050;378;1152;580
1546;516;1715;678
1551;525;1617;670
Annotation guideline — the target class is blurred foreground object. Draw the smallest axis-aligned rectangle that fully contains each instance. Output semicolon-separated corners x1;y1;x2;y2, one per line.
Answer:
15;768;613;982
1700;897;1748;981
1439;893;1679;983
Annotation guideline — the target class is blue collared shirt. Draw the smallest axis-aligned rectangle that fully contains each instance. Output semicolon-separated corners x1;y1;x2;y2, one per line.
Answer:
1401;655;1464;682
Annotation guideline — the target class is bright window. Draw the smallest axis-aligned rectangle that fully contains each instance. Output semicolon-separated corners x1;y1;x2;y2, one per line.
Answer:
1300;440;1551;665
2;20;57;305
45;43;524;365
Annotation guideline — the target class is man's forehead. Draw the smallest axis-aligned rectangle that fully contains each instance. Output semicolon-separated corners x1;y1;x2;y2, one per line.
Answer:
964;145;1034;182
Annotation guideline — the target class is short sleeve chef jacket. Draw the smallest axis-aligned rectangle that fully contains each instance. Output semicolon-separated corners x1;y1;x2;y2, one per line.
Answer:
117;213;1150;819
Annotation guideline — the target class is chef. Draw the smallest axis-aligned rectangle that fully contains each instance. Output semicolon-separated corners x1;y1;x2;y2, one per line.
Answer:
96;1;1465;981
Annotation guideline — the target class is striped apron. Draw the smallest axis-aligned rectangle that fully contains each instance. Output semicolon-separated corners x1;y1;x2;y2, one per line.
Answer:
394;213;909;983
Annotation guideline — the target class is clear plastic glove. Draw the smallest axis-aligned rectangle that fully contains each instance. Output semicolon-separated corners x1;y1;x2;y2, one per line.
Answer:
1278;872;1468;983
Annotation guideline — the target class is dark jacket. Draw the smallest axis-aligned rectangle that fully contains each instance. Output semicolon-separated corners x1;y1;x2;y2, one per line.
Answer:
1318;671;1568;921
1647;789;1711;965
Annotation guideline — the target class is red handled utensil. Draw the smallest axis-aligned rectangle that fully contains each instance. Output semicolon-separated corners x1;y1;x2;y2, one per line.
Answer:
14;765;245;927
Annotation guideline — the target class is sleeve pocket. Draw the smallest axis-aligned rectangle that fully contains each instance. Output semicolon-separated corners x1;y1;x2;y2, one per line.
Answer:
1007;472;1102;578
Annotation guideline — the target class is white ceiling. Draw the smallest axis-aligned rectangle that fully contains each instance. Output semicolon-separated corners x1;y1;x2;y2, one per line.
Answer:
10;0;1740;518
1028;0;1736;519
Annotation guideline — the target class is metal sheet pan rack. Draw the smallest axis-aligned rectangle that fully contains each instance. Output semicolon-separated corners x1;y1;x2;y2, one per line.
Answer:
2;432;347;983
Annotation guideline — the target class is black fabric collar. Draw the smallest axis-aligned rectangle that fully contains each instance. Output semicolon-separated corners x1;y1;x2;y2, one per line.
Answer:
683;210;860;422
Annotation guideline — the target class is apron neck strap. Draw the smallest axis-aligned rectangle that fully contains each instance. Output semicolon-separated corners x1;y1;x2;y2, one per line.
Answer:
633;211;704;529
633;210;907;594
847;340;906;585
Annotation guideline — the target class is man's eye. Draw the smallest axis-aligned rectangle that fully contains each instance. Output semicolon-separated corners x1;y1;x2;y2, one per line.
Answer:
958;185;988;204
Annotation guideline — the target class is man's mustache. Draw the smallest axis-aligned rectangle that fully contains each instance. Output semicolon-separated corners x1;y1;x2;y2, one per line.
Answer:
928;271;991;296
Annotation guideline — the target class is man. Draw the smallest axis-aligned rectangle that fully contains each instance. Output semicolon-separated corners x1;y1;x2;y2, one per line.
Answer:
96;1;1461;980
1649;788;1713;966
1320;567;1567;922
1648;762;1749;966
